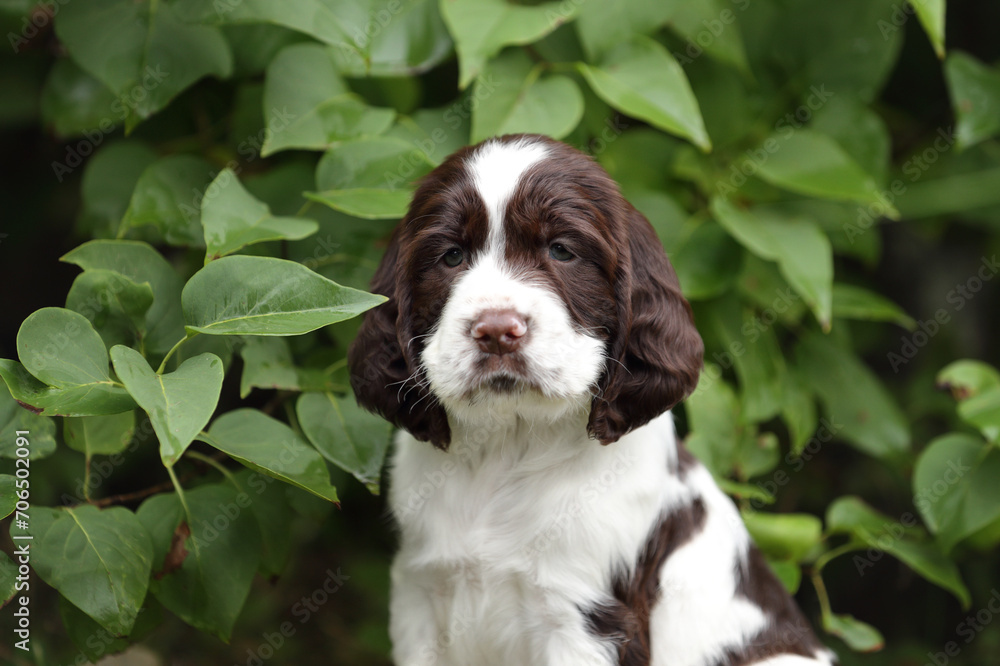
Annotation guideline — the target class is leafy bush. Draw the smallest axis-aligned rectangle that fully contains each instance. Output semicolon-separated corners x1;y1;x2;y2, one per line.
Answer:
1;0;999;663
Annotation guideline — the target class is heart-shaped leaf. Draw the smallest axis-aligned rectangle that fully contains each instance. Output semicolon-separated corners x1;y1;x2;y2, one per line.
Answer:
137;484;260;641
66;269;154;352
55;0;232;131
62;241;186;361
296;391;392;494
0;308;135;417
199;409;339;503
471;49;584;143
307;136;435;219
262;43;395;156
578;36;711;151
712;198;833;330
182;255;386;336
30;505;153;636
442;0;579;88
119;155;216;246
202;168;318;263
913;433;1000;553
110;346;224;466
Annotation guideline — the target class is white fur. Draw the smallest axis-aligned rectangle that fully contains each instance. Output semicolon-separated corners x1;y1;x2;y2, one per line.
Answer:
388;136;835;666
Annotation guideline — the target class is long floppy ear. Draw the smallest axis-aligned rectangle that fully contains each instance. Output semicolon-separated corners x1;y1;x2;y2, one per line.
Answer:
588;205;704;444
348;228;451;448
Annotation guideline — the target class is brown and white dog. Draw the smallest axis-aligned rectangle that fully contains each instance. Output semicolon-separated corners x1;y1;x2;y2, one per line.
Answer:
348;134;836;666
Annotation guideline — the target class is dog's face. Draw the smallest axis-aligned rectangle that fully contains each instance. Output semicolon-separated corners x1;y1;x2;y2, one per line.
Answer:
348;134;703;448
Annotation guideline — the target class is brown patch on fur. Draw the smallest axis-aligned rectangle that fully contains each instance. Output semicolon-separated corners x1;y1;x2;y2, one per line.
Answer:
718;545;828;665
587;498;708;664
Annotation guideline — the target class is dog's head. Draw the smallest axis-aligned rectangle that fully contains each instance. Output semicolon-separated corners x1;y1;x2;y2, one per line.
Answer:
347;134;703;448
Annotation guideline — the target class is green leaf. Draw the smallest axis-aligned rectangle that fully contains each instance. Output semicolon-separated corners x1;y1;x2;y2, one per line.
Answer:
59;595;160;662
40;58;117;138
671;221;743;300
31;505;153;636
0;360;134;419
668;0;750;73
262;43;395;156
955;387;1000;443
1;308;135;417
782;368;817;457
66;269;155;351
831;284;915;329
239;337;336;398
63;412;136;457
913;433;1000;553
937;359;1000;400
578;36;711;151
574;0;673;61
231;469;296;577
684;368;747;477
796;332;910;459
297;391;392;494
712;198;833;330
945;51;1000;150
308;136;436;219
110;347;224;466
62;240;186;361
199;409;339;503
202;168;318;263
810;95;892;187
766;557;802;594
0;551;16;606
138;484;260;641
742;511;822;563
120;155;216;246
0;382;57;459
174;0;452;77
470;50;584;143
441;0;579;88
182;255;386;336
823;612;884;652
0;475;15;520
825;496;970;607
76;142;159;240
55;0;232;131
910;0;946;58
754;130;896;215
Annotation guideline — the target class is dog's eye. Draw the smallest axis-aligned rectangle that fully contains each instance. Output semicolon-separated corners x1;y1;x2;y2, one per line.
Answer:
443;247;464;267
549;243;573;262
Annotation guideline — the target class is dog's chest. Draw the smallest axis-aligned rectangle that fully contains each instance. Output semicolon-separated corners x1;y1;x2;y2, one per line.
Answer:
388;421;676;661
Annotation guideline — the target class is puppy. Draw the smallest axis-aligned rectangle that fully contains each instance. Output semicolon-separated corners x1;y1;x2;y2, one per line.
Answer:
348;134;835;666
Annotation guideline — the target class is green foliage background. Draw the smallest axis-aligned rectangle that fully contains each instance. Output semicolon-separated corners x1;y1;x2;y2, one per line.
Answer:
0;0;999;664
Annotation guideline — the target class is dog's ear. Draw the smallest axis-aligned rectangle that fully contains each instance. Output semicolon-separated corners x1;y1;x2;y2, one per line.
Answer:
588;205;703;444
348;227;451;448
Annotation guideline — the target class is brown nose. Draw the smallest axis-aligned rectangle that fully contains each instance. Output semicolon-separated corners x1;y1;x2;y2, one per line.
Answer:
471;310;527;355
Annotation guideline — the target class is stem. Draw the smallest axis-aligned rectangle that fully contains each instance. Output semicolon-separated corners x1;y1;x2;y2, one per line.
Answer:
810;568;834;620
166;464;193;524
157;332;197;374
813;541;862;573
83;455;92;503
186;449;243;492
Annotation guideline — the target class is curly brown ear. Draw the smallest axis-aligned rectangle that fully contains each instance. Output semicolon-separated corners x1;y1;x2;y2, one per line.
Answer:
588;205;704;444
347;228;451;448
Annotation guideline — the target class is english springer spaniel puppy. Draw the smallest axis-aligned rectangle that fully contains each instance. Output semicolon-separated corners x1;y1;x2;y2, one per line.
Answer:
348;134;836;666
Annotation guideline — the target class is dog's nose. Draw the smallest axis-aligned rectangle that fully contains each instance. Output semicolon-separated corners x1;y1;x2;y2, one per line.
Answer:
471;310;527;355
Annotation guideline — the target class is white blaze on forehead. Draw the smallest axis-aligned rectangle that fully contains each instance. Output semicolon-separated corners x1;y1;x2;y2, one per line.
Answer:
465;137;549;253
